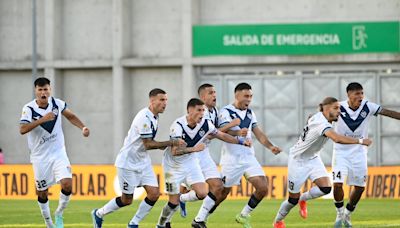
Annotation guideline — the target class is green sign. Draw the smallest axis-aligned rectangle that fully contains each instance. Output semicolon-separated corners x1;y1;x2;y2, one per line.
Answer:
193;22;400;56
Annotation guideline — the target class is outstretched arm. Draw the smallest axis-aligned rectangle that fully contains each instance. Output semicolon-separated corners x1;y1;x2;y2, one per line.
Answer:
214;131;251;147
252;126;281;154
62;109;90;137
379;108;400;120
171;143;206;156
324;129;371;146
142;138;186;150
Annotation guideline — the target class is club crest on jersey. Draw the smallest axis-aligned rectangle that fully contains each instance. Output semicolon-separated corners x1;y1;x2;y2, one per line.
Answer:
360;110;367;118
341;112;346;117
247;113;252;119
199;129;205;137
52;107;58;115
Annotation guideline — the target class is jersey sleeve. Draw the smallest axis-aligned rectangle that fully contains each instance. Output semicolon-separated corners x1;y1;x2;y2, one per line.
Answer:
55;98;68;113
207;120;218;135
20;106;32;124
169;121;183;139
250;110;258;128
218;108;232;127
318;122;333;136
367;101;382;116
137;116;153;139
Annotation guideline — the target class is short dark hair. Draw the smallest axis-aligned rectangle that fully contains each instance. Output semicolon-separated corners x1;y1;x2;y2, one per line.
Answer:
187;98;204;110
197;83;214;95
319;97;338;112
149;88;166;98
234;82;252;93
34;77;50;87
346;82;363;92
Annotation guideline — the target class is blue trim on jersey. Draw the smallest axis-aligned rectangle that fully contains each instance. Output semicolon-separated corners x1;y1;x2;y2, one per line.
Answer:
225;108;252;129
210;107;218;126
20;119;31;124
61;103;67;112
373;106;382;116
140;134;153;139
28;98;59;134
176;121;209;147
145;115;157;139
340;103;370;132
321;126;332;136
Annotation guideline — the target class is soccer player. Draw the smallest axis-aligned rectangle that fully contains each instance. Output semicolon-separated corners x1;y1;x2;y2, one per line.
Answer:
91;88;186;228
273;97;372;228
20;77;90;228
217;82;282;228
178;84;243;227
332;82;400;228
156;98;250;228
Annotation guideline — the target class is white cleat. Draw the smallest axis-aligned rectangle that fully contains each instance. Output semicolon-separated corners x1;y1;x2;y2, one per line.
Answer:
343;213;352;228
334;212;343;228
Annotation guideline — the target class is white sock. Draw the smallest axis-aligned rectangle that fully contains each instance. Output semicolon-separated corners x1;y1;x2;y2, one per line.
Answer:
38;200;54;227
96;197;121;218
129;198;154;225
180;190;199;202
274;200;296;222
195;194;216;222
344;208;352;216
55;191;71;216
157;203;178;226
240;204;254;217
299;186;325;201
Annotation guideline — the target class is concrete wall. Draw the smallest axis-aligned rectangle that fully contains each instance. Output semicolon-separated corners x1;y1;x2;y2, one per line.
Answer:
0;0;399;165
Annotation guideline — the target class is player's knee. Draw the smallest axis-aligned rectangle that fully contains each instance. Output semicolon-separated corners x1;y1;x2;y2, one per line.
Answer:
354;186;365;193
255;186;267;198
120;194;133;206
196;190;208;200
147;190;160;202
319;186;332;195
209;184;224;199
288;197;299;205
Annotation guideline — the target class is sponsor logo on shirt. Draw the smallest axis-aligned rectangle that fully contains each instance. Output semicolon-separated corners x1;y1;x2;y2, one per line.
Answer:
39;133;58;145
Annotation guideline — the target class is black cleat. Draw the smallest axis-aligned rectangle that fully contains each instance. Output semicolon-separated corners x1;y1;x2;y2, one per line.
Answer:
191;220;207;228
165;222;171;228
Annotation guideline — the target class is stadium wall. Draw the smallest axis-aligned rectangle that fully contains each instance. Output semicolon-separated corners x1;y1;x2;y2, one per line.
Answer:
0;0;399;166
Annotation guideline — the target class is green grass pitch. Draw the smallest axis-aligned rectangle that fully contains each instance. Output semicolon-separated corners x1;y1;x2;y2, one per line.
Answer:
0;199;399;227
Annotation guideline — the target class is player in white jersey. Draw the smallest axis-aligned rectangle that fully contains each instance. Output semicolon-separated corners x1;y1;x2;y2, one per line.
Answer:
273;97;372;228
20;77;90;228
177;84;244;228
156;98;250;228
332;82;400;228
216;83;282;228
91;89;185;228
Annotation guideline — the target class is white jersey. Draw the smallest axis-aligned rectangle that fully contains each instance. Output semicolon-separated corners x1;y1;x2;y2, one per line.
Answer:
20;97;68;163
218;104;257;164
334;99;381;155
115;108;159;171
163;115;217;166
204;106;219;126
290;112;333;160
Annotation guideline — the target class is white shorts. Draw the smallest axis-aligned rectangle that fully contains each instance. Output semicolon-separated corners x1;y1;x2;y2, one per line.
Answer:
117;164;158;195
33;154;72;191
197;150;221;180
332;151;367;187
221;155;265;187
163;158;205;194
287;155;329;193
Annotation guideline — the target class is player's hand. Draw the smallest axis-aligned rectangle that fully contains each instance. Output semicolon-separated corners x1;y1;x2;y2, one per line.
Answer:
270;146;282;155
239;128;248;137
243;139;252;147
82;127;90;137
231;118;241;127
362;138;372;146
193;143;206;152
41;112;56;122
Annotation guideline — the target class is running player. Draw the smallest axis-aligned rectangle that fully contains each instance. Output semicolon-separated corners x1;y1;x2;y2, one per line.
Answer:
218;83;282;228
91;88;185;228
273;97;372;228
20;77;90;228
332;82;400;227
156;98;250;228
